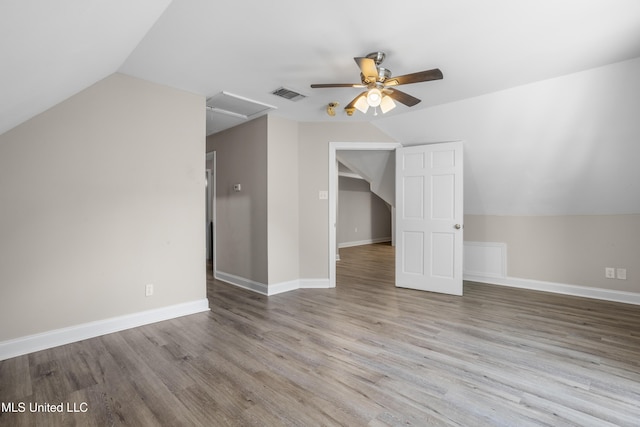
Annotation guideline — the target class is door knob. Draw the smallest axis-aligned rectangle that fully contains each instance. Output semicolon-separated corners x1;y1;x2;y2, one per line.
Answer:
454;224;462;229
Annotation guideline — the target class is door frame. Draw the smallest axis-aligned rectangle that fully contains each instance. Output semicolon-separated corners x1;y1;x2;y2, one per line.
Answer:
328;141;401;288
206;151;216;271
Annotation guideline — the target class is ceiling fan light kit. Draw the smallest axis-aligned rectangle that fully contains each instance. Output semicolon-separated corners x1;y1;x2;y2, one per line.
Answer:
379;95;396;114
310;51;443;116
367;88;382;107
354;95;369;114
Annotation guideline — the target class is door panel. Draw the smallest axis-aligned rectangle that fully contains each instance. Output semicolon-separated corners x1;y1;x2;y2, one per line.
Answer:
402;231;424;275
403;176;424;218
396;142;463;295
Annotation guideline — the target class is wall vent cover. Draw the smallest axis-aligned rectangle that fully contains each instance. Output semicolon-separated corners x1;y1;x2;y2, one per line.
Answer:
271;87;306;101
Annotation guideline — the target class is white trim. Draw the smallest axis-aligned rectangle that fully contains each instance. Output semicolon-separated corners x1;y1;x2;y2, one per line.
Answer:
210;151;217;279
215;270;269;295
338;237;392;249
300;278;331;289
268;279;300;296
464;274;640;306
268;278;332;294
0;299;210;361
215;271;331;296
215;270;332;296
329;142;402;288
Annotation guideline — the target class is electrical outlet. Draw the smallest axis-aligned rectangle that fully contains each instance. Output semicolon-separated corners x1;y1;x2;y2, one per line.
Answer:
145;284;154;297
605;268;615;279
616;268;627;280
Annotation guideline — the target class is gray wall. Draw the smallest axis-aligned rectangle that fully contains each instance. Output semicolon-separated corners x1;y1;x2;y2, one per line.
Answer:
208;116;269;284
338;176;391;247
0;73;206;341
267;115;300;285
209;119;395;287
206;115;300;289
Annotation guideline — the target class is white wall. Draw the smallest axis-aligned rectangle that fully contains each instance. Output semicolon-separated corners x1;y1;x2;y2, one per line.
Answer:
377;57;640;216
375;58;640;296
0;73;206;342
337;150;395;206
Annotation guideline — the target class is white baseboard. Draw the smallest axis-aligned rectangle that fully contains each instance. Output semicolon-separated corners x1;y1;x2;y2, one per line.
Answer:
215;270;269;295
464;274;640;306
0;299;210;361
268;278;332;294
299;278;331;289
338;237;391;249
268;279;301;295
215;271;331;296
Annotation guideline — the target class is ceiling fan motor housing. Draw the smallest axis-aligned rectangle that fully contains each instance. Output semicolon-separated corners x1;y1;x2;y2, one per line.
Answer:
366;51;386;65
377;67;391;82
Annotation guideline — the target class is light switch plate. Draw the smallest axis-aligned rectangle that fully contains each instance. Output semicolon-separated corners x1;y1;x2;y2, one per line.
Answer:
319;190;328;200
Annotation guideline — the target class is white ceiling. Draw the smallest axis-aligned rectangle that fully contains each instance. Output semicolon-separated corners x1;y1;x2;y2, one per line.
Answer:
0;0;172;136
2;0;639;137
121;0;640;134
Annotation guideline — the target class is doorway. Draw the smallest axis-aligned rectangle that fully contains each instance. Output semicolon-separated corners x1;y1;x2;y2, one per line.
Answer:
329;141;464;295
328;142;401;287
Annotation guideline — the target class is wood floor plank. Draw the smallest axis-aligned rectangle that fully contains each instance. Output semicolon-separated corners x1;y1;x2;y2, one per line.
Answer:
0;355;31;402
2;242;640;426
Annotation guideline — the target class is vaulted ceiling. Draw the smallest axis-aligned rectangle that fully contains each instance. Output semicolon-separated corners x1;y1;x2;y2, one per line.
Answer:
2;0;640;215
2;0;640;136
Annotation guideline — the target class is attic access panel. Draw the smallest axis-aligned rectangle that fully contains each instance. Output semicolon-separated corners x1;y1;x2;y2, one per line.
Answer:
206;91;276;120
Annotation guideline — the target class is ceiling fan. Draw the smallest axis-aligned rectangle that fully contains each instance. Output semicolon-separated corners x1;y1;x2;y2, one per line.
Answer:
310;51;443;116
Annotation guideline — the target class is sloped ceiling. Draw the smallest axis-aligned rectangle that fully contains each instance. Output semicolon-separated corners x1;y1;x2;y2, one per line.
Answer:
0;0;172;136
3;0;639;135
2;0;640;215
119;0;640;132
376;58;640;215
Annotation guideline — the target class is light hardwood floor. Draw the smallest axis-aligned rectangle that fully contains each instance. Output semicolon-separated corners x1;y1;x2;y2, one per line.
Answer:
1;243;640;426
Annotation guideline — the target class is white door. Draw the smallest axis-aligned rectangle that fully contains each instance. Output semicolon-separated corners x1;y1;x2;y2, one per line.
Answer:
395;141;463;295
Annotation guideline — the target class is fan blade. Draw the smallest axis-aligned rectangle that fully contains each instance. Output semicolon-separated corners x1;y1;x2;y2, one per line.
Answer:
384;88;421;107
310;83;365;88
384;68;443;86
354;57;378;83
346;91;369;109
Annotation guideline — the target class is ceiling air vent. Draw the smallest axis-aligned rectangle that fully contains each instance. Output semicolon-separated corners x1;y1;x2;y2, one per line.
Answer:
271;87;306;102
